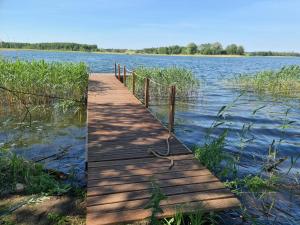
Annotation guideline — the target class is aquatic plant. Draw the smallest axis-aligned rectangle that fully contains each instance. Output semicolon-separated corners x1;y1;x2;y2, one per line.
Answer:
126;67;200;100
0;59;89;108
225;175;277;195
231;65;300;98
194;131;228;171
193;130;236;178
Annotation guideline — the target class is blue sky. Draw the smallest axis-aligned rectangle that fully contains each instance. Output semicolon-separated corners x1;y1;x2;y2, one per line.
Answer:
1;0;300;51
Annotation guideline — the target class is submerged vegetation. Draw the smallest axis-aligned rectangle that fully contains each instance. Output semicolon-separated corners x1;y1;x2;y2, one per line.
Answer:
231;65;300;98
127;67;200;99
0;59;89;109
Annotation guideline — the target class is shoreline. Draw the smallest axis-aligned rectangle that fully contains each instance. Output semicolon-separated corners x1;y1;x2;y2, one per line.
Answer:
1;48;299;58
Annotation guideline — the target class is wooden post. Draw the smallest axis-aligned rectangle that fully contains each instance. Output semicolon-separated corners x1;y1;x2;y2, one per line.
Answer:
168;85;176;133
114;63;117;77
144;78;149;108
123;66;127;86
132;71;136;95
118;64;121;81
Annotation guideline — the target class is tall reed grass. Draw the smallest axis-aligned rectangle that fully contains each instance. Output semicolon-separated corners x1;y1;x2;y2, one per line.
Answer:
126;67;200;99
0;59;89;107
231;65;300;98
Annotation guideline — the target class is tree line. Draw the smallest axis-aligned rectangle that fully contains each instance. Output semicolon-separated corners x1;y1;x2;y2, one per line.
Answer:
0;41;245;55
0;42;98;52
1;41;299;57
248;51;300;57
135;42;245;55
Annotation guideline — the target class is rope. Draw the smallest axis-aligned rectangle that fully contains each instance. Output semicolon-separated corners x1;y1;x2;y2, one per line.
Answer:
147;134;174;169
126;68;133;73
116;63;177;89
148;78;169;87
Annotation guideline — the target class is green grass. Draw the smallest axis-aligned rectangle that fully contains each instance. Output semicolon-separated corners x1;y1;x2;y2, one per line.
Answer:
126;67;200;99
0;59;89;108
0;147;70;196
231;65;300;98
163;208;218;225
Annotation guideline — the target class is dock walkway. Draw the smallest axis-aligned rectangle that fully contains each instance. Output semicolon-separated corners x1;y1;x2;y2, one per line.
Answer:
87;74;240;225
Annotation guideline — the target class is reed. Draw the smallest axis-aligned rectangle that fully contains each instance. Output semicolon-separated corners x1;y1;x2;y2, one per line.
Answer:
0;59;89;108
126;67;200;99
231;65;300;98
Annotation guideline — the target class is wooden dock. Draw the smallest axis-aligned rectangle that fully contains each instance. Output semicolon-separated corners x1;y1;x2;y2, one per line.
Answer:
87;74;240;225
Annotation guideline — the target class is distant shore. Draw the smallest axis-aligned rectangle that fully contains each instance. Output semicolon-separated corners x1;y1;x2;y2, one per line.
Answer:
1;48;299;58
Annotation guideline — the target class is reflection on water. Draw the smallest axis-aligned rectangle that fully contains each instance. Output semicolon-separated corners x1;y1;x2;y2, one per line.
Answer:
1;50;300;224
0;106;87;185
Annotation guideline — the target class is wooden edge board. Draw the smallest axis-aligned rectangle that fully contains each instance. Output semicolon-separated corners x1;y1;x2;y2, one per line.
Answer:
86;197;241;225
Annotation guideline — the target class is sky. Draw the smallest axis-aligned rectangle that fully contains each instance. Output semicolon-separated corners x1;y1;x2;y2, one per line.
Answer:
0;0;300;52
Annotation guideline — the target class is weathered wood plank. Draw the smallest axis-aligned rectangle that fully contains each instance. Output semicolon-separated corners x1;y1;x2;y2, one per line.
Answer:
88;165;206;180
88;169;211;187
88;154;194;168
87;181;226;206
87;174;220;196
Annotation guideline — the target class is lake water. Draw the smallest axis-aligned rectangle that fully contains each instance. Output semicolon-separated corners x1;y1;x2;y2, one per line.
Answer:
1;50;300;224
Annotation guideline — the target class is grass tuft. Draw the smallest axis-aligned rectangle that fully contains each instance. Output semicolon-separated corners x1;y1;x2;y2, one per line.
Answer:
231;65;300;98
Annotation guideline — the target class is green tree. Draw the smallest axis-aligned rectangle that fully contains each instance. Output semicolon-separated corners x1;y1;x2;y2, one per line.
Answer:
198;42;224;55
211;42;223;54
236;45;245;55
186;42;198;55
168;45;183;54
158;47;169;54
199;43;212;55
226;44;238;55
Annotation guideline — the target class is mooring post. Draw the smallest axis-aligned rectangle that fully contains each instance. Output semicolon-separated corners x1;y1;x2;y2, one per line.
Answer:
144;78;150;108
132;71;136;95
123;66;127;86
118;64;121;81
114;62;117;77
168;85;176;133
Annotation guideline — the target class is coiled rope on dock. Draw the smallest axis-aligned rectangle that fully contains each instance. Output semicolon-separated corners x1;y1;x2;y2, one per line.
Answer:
147;134;174;169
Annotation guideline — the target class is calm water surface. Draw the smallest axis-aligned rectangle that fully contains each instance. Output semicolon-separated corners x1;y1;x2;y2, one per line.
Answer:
1;50;300;224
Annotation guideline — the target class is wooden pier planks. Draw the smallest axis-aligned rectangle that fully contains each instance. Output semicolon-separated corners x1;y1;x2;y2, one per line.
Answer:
87;74;240;225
